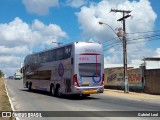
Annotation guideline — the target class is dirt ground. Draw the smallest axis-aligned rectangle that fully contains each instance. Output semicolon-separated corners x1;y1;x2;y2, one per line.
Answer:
0;78;14;120
103;89;160;103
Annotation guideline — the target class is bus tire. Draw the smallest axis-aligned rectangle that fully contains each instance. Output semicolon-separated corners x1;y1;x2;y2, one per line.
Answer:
26;82;28;88
50;85;55;96
57;86;62;97
28;82;32;91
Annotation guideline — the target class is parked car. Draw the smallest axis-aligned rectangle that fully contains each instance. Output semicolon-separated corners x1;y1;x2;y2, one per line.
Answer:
8;76;14;79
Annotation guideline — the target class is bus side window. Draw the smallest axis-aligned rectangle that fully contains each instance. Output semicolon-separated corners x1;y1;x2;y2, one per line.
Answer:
56;48;64;60
64;45;72;59
50;50;55;62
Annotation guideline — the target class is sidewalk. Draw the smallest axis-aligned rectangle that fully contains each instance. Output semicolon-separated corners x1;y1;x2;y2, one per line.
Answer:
103;89;160;103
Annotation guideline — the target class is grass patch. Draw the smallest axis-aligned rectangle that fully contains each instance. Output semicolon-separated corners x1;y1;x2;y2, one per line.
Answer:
0;78;15;120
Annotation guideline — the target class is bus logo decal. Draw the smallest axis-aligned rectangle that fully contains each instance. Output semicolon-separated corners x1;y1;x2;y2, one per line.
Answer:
58;63;64;77
92;73;101;83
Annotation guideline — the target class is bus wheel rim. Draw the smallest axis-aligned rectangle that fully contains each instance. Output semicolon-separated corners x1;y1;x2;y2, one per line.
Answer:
58;87;61;96
52;87;55;95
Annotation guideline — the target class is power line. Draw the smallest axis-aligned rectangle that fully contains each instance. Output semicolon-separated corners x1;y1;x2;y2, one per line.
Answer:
103;41;121;48
102;32;160;46
126;29;160;34
127;34;160;42
103;43;122;51
126;33;160;38
102;32;160;52
127;37;160;44
103;46;122;55
101;37;120;44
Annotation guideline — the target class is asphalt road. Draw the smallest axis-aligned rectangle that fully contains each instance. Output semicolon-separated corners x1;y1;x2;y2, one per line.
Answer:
5;79;160;120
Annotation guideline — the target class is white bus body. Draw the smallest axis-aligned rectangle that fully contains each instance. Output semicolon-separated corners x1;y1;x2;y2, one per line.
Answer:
23;42;104;96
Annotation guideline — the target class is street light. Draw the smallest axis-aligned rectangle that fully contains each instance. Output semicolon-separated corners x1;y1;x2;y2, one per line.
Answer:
99;21;129;93
52;41;63;47
98;21;122;42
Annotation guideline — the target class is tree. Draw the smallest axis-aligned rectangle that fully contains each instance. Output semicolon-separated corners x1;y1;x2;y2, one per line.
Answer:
0;70;4;78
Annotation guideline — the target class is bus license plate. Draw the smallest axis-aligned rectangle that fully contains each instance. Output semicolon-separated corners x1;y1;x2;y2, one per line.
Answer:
83;89;97;94
82;81;89;85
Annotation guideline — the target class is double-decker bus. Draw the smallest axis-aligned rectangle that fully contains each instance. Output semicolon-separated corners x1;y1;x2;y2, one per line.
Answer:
23;42;104;97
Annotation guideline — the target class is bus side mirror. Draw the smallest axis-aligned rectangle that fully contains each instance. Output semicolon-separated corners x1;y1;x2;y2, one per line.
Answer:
71;57;73;64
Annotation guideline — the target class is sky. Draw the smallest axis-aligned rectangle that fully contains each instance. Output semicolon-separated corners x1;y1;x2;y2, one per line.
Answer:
0;0;160;76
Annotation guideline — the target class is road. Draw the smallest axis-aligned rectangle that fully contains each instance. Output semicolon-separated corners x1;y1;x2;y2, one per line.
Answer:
5;79;160;120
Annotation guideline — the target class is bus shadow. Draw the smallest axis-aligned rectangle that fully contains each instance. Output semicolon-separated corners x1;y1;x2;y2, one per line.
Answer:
60;95;100;100
20;89;100;100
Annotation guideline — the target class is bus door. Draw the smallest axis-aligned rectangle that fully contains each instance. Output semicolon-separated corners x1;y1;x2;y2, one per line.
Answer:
77;54;102;87
63;58;72;93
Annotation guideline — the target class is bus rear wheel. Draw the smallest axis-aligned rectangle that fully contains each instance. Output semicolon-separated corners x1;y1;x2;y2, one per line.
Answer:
28;82;32;91
50;85;55;96
57;86;62;97
26;82;28;88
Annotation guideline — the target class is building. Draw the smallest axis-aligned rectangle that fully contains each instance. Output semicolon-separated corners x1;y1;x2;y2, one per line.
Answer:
104;66;144;91
104;57;160;94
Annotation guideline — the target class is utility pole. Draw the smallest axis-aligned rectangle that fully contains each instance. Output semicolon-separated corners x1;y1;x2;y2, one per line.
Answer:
110;9;131;93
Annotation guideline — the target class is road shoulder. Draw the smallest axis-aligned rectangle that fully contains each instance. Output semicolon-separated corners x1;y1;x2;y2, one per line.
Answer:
0;78;14;120
103;89;160;103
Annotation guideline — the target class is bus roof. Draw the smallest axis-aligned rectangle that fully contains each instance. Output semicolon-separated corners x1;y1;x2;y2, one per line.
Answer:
25;42;102;58
74;42;103;55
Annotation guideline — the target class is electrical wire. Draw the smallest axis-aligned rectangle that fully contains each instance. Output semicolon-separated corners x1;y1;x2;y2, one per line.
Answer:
126;29;160;34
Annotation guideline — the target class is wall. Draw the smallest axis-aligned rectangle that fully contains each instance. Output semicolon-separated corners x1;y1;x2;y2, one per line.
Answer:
104;67;124;87
144;69;160;94
104;67;144;90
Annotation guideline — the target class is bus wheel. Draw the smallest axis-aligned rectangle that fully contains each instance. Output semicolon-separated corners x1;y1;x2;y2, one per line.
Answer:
28;82;32;91
26;82;28;88
50;85;55;96
57;86;62;97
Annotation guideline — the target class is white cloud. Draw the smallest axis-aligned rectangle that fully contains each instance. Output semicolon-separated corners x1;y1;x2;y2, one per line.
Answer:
0;56;20;65
0;17;31;47
155;48;160;57
76;0;157;66
0;46;29;55
66;0;87;8
0;17;67;76
0;54;24;77
0;17;67;49
0;55;22;76
23;0;59;15
31;19;67;46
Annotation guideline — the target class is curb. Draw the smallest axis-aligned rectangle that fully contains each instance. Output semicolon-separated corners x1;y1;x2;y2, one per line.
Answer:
4;79;20;120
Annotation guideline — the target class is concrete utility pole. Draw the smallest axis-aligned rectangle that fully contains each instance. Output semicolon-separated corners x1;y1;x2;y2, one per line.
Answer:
110;9;131;93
